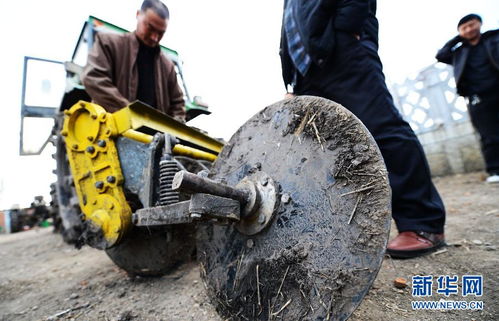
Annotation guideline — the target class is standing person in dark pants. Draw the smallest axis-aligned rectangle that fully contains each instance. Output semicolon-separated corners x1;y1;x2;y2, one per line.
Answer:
436;14;499;184
280;0;446;258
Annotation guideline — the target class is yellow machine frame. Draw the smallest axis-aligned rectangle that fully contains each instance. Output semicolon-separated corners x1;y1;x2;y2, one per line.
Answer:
62;101;223;248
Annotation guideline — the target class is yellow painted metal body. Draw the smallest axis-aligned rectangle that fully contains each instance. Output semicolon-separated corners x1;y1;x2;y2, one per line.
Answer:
62;102;130;248
113;101;223;154
62;100;223;248
122;129;217;162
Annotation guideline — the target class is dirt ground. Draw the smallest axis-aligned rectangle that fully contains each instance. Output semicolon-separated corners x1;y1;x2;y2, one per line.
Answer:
0;172;497;321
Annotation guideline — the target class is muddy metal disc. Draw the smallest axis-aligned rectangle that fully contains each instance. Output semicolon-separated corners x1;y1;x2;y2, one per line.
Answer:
106;225;196;277
197;96;391;321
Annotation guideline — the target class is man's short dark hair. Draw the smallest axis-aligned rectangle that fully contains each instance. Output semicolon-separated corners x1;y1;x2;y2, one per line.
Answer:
457;14;482;29
141;0;170;20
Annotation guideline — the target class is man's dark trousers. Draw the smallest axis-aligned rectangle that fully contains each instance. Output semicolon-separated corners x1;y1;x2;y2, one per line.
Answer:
467;93;499;174
295;32;446;233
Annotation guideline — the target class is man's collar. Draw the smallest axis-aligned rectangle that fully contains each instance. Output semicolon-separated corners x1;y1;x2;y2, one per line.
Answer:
133;31;161;53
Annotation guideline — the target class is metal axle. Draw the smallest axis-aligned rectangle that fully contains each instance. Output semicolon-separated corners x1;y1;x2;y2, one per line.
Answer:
172;170;249;205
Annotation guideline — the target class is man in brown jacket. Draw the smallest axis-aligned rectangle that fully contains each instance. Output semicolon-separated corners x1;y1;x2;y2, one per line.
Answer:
81;0;186;121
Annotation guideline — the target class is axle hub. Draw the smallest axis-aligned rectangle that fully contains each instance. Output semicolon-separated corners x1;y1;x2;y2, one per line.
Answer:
172;170;278;235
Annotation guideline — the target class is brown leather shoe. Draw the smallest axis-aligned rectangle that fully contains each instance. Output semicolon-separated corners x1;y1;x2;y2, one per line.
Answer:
386;231;445;259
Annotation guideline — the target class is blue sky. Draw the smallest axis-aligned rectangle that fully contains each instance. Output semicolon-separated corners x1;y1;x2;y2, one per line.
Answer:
0;0;497;208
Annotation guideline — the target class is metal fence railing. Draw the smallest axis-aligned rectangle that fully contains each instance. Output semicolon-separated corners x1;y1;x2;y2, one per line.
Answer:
389;63;486;175
390;63;469;134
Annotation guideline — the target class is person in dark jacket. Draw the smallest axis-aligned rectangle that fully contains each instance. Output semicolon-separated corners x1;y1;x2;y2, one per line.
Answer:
82;0;186;121
280;0;446;258
436;14;499;184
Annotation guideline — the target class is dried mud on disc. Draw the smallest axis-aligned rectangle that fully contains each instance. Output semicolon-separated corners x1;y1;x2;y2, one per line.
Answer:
197;96;391;321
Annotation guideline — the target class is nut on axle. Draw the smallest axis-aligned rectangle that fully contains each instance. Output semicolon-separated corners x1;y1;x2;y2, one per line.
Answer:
172;170;278;235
